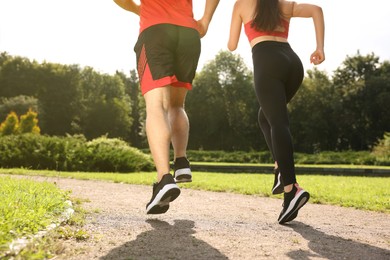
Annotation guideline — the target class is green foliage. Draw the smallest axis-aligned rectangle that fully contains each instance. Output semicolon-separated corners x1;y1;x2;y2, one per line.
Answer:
0;53;137;142
37;63;82;136
187;51;261;151
186;150;273;163
1;51;389;152
0;134;154;172
294;151;377;165
0;111;19;135
78;68;133;141
372;132;390;165
0;176;69;250
288;52;390;152
18;109;40;134
0;185;89;260
289;69;338;152
0;95;38;122
184;150;385;165
0;110;40;136
84;136;153;172
186;172;390;212
0;53;41;98
2;169;389;213
116;70;146;148
331;51;390;150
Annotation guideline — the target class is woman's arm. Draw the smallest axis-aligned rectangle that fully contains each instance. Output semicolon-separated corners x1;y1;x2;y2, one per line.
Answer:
228;1;242;51
113;0;140;15
292;2;325;64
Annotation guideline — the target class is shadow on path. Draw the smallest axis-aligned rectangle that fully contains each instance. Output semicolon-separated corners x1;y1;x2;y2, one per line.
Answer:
101;219;228;260
286;222;390;260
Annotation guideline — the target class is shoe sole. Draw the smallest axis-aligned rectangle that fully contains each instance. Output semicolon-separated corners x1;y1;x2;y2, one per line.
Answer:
272;173;284;195
174;168;192;183
278;191;310;224
146;184;181;214
175;175;192;183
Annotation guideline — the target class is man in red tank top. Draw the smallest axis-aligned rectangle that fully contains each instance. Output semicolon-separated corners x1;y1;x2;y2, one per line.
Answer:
114;0;220;214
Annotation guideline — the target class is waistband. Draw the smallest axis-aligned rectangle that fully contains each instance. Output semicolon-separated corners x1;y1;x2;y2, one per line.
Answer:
252;41;291;50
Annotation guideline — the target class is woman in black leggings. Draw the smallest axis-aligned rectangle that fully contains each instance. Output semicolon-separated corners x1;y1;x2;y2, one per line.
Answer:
228;0;325;224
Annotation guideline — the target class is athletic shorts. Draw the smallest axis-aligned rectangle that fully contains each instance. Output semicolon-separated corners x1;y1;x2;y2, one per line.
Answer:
134;24;201;95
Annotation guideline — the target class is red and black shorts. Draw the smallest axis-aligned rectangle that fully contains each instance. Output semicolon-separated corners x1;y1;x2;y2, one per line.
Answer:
134;24;201;95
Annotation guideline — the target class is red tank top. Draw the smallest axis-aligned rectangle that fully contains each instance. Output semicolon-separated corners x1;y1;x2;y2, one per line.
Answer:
139;0;198;33
244;19;290;42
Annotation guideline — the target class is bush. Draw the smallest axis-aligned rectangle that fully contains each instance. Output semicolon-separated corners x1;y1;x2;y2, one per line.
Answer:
84;136;154;172
294;151;377;165
0;134;154;172
182;149;387;166
0;110;40;136
18;109;40;134
185;150;273;164
0;111;19;135
371;132;390;166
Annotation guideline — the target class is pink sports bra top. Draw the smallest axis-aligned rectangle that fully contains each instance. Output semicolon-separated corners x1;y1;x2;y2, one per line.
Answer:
244;19;290;42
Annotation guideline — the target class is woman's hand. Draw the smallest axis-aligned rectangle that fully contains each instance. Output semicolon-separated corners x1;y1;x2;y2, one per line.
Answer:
310;49;325;65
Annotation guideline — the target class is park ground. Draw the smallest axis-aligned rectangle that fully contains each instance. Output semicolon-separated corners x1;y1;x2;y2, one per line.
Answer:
10;175;390;259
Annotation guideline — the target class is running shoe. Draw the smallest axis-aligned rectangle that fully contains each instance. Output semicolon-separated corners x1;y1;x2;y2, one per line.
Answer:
173;157;192;183
278;183;310;224
272;168;284;194
146;174;181;214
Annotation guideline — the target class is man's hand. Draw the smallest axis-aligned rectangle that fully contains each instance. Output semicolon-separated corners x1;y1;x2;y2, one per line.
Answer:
113;0;140;15
197;19;209;38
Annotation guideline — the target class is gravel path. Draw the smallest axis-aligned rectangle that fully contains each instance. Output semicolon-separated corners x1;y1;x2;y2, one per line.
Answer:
12;175;390;259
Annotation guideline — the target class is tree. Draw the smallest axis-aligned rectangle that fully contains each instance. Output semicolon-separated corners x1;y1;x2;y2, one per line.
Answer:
187;59;227;149
288;68;336;152
37;63;82;135
187;51;261;150
372;132;390;165
116;70;147;148
19;109;40;134
78;68;133;140
0;111;19;135
332;51;389;150
0;95;38;122
214;51;260;150
0;52;40;98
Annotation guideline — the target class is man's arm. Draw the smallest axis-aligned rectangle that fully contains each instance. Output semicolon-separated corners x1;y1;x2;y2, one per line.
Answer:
197;0;220;37
113;0;140;15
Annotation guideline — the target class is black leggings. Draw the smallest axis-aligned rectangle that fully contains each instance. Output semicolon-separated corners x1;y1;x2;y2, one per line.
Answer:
252;41;304;186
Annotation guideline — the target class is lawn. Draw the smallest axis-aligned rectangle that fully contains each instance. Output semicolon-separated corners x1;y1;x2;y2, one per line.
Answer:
0;175;70;257
1;166;388;257
1;167;389;213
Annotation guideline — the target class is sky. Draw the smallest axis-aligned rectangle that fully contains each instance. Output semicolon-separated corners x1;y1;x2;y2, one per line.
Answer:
1;0;389;77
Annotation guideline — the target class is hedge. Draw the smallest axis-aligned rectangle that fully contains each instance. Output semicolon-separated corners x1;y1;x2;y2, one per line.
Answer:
0;134;154;172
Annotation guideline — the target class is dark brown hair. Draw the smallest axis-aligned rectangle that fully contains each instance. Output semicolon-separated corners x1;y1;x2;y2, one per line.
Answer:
251;0;282;31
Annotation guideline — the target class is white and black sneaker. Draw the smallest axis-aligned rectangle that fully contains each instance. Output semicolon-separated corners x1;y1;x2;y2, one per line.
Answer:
146;174;181;214
272;168;284;195
278;183;310;224
173;157;192;183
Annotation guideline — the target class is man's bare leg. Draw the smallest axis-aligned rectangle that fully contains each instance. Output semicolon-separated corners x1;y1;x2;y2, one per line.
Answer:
144;86;171;182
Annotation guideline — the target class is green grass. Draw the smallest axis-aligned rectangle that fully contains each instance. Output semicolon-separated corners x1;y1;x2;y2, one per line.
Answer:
1;165;388;258
1;167;389;214
192;161;390;169
0;176;70;255
184;172;390;213
7;197;89;260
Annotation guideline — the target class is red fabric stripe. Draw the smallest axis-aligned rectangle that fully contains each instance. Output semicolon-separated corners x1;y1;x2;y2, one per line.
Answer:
140;64;192;95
